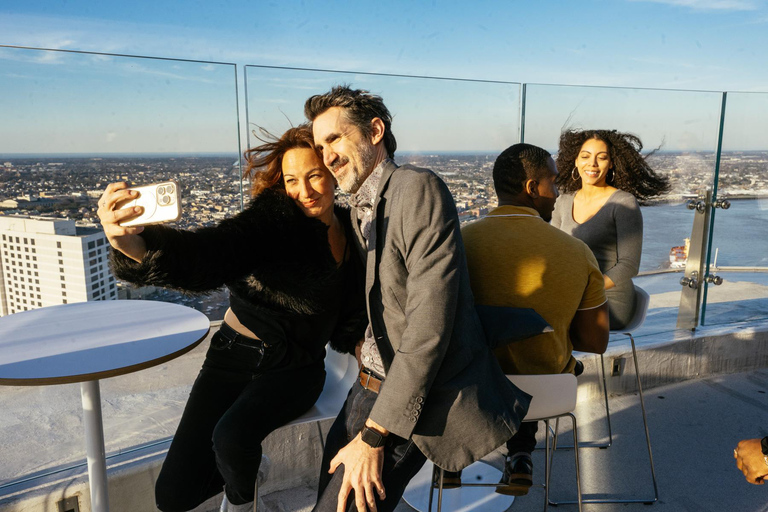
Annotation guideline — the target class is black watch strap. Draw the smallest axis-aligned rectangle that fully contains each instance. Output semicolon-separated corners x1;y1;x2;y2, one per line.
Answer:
361;426;386;448
761;436;768;455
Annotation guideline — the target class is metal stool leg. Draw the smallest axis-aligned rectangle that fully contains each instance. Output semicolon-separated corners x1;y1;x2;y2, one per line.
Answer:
550;336;659;505
570;412;583;512
437;467;445;512
544;419;551;512
426;464;446;512
553;355;612;449
427;466;436;512
547;415;582;511
598;353;614;448
628;333;659;504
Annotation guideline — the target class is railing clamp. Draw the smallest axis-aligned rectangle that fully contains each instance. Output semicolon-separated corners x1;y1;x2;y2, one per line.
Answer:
680;271;699;289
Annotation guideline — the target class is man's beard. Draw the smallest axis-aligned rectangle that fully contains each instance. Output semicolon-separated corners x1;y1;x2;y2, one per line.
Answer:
334;141;377;194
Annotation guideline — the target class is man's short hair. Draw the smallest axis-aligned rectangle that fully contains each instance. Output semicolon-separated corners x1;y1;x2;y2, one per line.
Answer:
493;143;552;197
304;85;397;158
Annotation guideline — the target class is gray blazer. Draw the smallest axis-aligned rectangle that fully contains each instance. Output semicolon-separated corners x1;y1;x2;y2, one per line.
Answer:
353;160;531;471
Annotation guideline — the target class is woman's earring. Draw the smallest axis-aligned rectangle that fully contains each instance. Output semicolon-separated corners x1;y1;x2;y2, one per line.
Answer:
571;167;580;181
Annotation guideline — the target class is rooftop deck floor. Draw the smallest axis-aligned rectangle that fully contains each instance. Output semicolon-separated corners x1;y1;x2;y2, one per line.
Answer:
264;367;768;512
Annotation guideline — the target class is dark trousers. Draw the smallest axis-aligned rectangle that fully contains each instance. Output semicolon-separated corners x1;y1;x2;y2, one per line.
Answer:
314;382;428;512
155;341;325;511
506;422;539;455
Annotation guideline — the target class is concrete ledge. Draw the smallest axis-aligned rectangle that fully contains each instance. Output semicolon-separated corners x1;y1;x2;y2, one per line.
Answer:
574;318;768;402
0;421;330;512
0;440;169;512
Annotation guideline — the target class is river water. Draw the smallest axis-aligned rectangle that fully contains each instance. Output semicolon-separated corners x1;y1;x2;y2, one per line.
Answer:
641;198;768;272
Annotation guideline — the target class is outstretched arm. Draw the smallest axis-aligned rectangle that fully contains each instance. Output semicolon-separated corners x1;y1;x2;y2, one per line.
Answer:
98;182;147;262
108;187;333;294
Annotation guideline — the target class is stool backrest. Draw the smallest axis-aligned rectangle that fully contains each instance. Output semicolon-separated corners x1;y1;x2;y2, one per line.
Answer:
507;373;577;422
615;285;650;334
288;346;359;426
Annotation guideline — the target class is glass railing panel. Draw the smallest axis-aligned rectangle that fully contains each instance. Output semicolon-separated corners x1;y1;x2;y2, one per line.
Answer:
701;92;768;326
0;47;240;322
0;46;239;490
244;66;520;220
523;84;725;338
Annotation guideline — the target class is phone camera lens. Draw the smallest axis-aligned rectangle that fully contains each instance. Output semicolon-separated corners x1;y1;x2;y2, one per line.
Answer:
157;186;166;195
165;183;174;194
160;195;171;205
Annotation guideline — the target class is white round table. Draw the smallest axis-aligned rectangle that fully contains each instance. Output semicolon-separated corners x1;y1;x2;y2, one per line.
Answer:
0;300;210;512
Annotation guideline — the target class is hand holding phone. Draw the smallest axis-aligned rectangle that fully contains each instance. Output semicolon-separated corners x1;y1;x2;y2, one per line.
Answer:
116;180;181;227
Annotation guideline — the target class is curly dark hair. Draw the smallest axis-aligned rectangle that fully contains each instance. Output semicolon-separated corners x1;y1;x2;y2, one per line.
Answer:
243;124;322;198
304;84;397;158
554;129;670;203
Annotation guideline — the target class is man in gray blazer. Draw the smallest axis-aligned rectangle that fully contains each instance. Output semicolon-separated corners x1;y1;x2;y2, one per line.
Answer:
305;85;531;512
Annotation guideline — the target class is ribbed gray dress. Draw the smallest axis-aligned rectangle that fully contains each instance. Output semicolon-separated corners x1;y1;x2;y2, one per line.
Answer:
551;190;642;330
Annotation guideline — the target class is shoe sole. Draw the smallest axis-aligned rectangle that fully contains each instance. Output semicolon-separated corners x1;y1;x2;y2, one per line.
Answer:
495;475;532;496
495;482;532;496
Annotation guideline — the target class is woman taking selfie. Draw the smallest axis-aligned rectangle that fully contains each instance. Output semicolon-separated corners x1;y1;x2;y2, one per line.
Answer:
551;129;669;329
98;125;365;512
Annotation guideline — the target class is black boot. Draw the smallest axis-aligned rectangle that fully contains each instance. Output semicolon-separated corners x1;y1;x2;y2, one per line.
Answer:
496;452;533;496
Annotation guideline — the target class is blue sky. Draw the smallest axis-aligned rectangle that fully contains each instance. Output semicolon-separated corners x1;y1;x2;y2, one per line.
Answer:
2;0;768;153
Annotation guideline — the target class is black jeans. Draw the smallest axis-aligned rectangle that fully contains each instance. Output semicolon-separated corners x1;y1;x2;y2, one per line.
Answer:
314;382;428;512
506;422;538;455
155;333;325;511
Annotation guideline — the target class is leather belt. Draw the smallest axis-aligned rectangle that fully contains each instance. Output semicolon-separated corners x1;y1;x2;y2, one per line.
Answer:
359;367;383;394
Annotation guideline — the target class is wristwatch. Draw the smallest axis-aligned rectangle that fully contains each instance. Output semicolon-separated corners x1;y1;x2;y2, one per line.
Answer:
361;426;387;448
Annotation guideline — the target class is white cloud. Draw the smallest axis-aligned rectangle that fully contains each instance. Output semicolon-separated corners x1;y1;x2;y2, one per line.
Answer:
629;0;762;10
0;12;371;71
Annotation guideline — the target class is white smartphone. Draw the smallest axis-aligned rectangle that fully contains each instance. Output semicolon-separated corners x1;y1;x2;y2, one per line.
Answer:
117;180;182;227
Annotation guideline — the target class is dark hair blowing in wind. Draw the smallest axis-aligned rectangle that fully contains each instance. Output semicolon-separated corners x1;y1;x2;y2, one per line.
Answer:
555;129;670;203
243;124;322;198
304;84;397;159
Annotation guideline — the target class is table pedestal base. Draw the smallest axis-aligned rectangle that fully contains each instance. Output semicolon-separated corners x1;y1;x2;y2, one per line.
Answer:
81;380;109;512
403;461;515;512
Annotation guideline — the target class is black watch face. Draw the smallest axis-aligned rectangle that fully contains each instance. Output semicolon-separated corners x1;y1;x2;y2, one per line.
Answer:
362;427;384;448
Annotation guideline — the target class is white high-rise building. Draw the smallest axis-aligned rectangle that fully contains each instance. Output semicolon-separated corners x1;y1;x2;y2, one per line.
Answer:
0;216;116;317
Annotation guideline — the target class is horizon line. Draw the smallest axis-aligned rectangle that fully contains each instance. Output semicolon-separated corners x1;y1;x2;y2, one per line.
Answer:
4;149;768;159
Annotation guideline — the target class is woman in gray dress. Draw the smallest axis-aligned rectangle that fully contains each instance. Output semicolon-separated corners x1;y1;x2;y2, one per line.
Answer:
551;129;669;329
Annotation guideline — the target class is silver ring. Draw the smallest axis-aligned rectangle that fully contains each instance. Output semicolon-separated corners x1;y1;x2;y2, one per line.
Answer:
734;449;739;457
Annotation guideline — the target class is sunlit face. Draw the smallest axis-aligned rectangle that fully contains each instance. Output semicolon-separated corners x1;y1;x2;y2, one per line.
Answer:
312;107;376;194
575;137;612;187
533;157;559;222
282;147;336;223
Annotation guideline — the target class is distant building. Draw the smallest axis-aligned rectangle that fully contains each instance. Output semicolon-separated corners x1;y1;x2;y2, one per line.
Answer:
0;216;117;316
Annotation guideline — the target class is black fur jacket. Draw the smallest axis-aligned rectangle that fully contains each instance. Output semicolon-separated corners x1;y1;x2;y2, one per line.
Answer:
110;188;366;354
